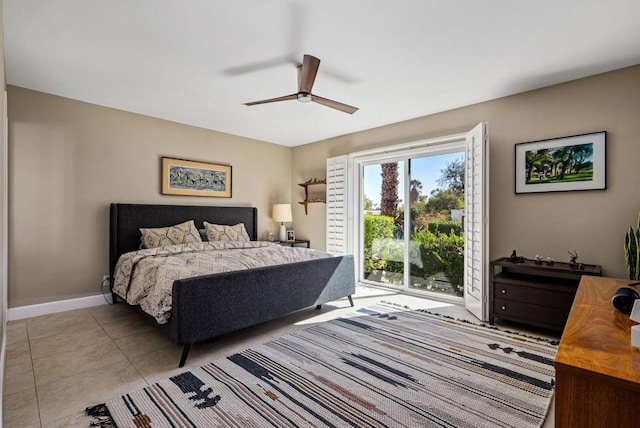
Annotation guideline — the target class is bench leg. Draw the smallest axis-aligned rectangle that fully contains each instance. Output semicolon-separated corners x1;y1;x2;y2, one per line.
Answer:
179;344;192;368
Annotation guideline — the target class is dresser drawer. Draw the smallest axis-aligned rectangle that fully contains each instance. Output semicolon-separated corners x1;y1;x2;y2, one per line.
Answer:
493;298;569;330
493;282;576;309
490;257;601;333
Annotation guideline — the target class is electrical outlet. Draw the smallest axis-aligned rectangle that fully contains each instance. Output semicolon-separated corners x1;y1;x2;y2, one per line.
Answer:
102;275;110;283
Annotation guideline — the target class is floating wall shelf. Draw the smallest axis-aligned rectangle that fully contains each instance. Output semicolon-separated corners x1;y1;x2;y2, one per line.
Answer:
298;179;326;215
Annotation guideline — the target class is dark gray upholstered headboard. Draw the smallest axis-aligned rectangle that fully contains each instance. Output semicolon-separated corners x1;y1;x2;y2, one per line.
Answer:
109;203;258;280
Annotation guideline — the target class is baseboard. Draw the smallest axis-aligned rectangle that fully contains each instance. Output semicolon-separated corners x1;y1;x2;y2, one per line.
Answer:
8;294;110;321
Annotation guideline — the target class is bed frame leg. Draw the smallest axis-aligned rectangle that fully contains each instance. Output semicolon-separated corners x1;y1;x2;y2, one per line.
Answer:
315;304;322;310
179;344;192;368
348;295;354;307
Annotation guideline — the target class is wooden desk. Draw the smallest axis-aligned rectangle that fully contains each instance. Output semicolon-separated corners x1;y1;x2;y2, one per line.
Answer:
555;276;640;427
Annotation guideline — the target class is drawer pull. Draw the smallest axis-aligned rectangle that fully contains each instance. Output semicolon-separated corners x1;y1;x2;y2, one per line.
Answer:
501;305;506;311
501;289;506;294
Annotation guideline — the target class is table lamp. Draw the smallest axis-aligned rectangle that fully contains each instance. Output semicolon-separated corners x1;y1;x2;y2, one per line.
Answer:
272;204;292;242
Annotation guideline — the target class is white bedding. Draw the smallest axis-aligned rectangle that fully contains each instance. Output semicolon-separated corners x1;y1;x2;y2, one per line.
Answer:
113;241;331;323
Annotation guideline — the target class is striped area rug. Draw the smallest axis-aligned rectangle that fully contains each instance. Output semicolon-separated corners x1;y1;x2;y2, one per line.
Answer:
87;303;558;427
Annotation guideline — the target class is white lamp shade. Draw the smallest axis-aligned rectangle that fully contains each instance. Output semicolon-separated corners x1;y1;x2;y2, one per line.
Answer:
272;204;293;222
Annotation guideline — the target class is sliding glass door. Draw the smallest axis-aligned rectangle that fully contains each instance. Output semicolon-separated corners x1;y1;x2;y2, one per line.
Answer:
360;146;466;300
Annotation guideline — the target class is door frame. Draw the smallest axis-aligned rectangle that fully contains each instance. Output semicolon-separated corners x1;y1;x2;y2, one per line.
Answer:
350;135;469;300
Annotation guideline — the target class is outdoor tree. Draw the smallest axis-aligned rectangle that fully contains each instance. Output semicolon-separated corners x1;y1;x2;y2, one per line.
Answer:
380;162;399;218
436;158;465;194
363;194;375;211
426;190;463;213
410;179;422;205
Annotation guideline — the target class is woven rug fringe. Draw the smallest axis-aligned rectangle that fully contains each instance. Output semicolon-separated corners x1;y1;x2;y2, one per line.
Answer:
376;300;560;345
415;308;561;345
86;404;117;428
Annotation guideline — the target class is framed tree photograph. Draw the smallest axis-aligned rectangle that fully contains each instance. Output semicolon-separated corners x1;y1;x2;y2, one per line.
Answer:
515;131;606;194
161;157;232;197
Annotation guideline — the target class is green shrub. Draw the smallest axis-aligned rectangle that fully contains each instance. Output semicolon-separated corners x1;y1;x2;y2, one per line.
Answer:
363;213;464;295
431;232;464;287
363;214;395;273
364;213;395;247
410;228;464;293
427;219;463;236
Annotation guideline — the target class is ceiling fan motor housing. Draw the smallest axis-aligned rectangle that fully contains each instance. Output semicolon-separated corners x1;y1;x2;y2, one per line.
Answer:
297;93;312;103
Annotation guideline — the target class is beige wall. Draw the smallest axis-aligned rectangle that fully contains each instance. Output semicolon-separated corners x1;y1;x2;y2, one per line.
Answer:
7;87;292;307
7;65;640;307
292;65;640;279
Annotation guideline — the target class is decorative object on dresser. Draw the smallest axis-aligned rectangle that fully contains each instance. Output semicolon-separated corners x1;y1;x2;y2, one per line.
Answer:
514;130;606;194
567;249;585;269
161;157;232;197
555;276;640;427
299;178;326;214
272;203;293;242
490;256;601;332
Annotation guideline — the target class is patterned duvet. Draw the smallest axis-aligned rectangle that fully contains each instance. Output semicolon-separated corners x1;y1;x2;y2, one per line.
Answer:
113;241;331;323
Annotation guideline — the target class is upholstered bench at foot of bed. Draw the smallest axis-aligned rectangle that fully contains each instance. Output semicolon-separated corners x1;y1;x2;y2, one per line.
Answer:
169;255;356;367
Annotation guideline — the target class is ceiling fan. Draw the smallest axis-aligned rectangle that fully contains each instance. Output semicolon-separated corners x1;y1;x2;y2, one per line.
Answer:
243;55;359;114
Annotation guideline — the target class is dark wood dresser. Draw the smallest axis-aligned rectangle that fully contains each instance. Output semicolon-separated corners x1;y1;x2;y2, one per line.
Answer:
555;276;640;427
490;257;601;331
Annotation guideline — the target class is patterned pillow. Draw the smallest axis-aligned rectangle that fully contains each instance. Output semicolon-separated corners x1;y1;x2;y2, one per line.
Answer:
203;222;251;242
140;220;203;249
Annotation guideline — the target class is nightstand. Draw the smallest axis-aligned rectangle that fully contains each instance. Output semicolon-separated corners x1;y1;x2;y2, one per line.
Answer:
279;240;310;248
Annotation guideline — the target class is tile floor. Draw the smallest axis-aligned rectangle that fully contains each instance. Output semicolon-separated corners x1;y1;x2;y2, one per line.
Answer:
3;285;558;427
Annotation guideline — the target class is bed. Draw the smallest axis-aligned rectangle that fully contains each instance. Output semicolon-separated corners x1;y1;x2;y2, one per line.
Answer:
109;203;355;367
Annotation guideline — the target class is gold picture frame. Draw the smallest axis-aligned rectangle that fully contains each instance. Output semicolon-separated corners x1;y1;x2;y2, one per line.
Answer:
161;157;232;197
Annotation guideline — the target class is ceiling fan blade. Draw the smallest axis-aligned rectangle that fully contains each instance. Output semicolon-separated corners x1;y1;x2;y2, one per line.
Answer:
221;55;292;77
298;55;320;93
311;95;359;114
244;94;298;106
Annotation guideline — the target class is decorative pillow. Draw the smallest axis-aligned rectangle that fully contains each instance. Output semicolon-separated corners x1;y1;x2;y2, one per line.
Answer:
140;220;203;248
203;222;251;242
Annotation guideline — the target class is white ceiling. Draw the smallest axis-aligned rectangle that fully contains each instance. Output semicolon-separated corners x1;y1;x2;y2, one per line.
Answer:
4;1;640;147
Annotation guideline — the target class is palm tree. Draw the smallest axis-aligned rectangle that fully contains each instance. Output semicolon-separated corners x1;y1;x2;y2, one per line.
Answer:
410;179;422;205
380;162;399;218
